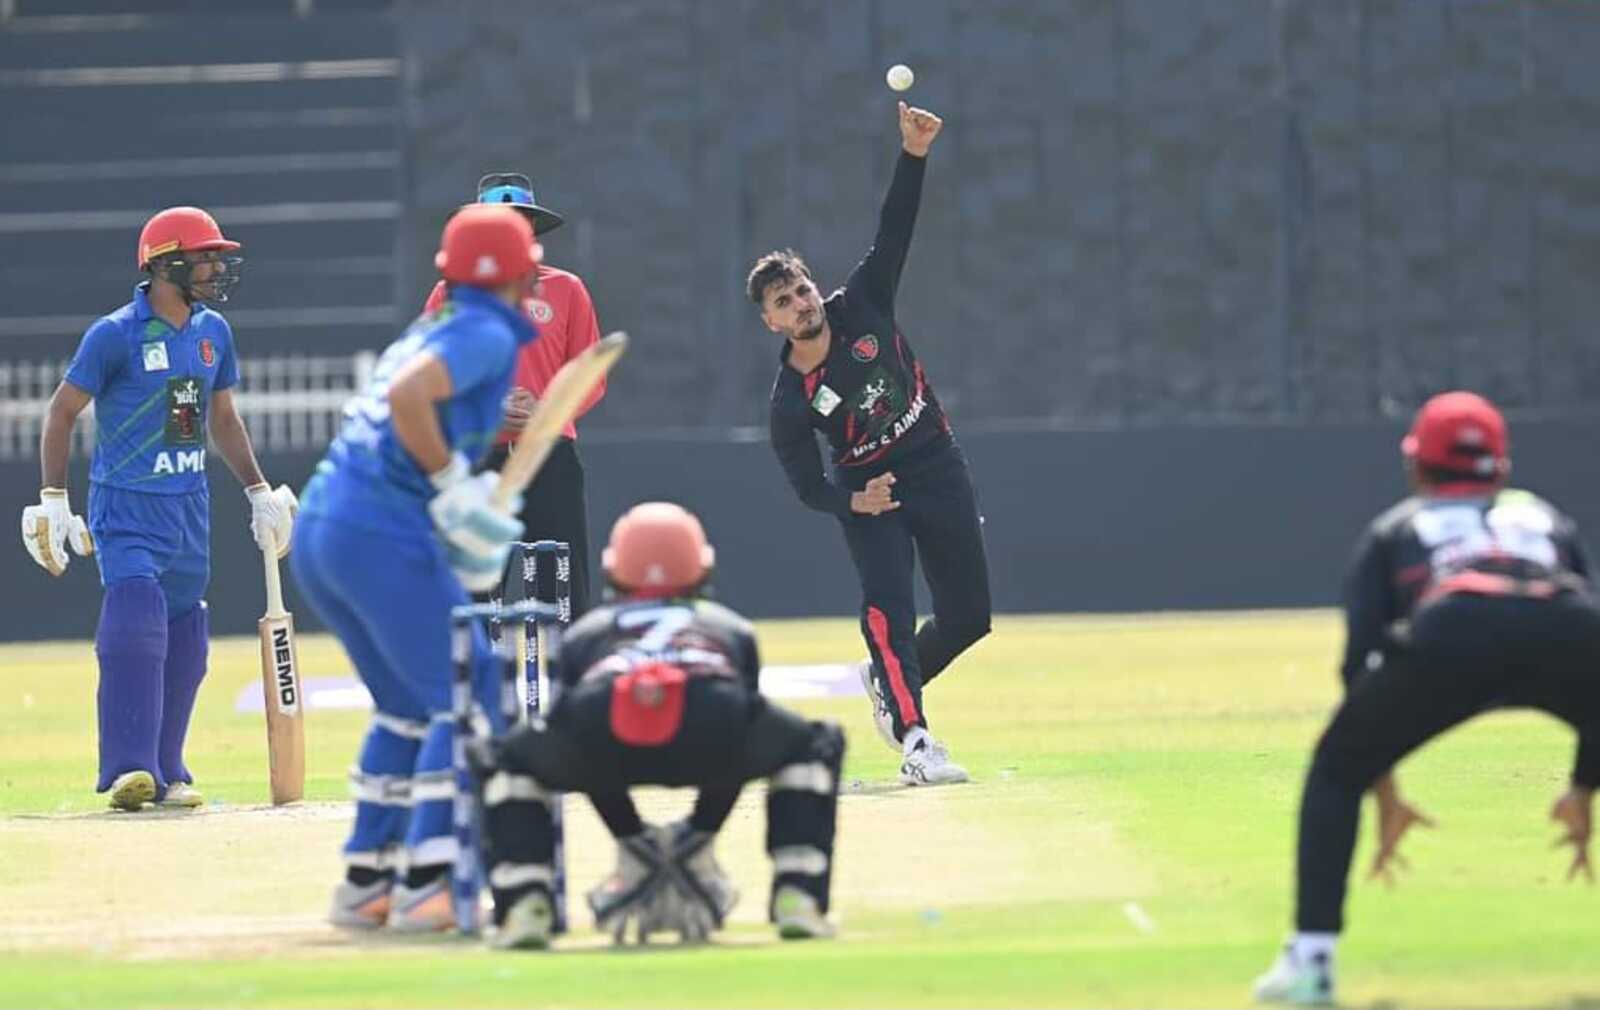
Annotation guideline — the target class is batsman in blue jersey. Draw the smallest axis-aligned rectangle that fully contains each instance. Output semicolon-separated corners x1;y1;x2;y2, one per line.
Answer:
292;205;543;932
23;206;296;812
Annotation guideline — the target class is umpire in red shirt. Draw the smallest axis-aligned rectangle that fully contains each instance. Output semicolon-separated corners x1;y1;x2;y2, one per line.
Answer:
423;174;605;616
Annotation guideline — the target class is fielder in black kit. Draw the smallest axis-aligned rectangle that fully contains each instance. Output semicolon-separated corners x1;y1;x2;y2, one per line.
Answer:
750;102;989;787
469;502;844;949
1255;391;1600;1006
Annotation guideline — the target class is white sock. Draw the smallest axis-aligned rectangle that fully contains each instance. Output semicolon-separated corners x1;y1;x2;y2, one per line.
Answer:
902;726;930;755
1291;931;1337;967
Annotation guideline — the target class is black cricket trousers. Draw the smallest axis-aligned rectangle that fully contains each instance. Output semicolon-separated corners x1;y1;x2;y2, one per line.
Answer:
841;441;992;739
1297;591;1600;932
480;436;592;618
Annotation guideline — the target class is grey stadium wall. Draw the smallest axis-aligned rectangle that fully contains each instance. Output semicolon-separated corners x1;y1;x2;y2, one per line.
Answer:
5;415;1600;642
3;0;1600;641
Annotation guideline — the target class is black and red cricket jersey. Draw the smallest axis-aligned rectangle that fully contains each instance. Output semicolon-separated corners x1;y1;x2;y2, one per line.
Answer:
768;152;954;519
551;597;761;694
1340;487;1593;687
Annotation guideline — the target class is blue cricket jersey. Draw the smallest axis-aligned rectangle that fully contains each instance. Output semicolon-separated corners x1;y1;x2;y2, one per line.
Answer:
299;286;537;534
64;283;239;494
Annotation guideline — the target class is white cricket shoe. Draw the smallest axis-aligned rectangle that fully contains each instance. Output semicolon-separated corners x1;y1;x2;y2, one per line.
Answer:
856;659;900;752
1253;943;1335;1006
491;889;554;950
157;782;203;808
107;770;156;811
772;884;835;940
899;730;968;787
328;878;392;930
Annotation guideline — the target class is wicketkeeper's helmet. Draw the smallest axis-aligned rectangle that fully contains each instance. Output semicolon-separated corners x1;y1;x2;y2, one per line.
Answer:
602;502;716;598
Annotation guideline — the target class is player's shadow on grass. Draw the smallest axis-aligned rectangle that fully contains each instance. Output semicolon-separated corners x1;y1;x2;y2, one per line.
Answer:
11;806;206;821
1357;997;1600;1010
841;779;928;797
311;929;782;954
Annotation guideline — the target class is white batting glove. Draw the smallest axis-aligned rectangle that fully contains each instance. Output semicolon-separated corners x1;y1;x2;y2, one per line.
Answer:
247;482;299;559
21;488;93;577
426;454;522;593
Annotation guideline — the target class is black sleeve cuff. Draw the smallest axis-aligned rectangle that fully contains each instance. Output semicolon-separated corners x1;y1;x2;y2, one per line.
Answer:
1574;729;1600;789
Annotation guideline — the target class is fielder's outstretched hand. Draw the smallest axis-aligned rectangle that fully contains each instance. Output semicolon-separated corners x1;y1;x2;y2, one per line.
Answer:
1368;776;1435;886
900;102;943;157
1551;785;1594;883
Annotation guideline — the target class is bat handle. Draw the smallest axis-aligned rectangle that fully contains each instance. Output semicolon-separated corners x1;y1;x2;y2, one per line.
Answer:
262;530;288;619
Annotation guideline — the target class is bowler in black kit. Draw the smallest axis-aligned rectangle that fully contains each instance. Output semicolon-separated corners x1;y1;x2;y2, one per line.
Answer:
750;102;989;788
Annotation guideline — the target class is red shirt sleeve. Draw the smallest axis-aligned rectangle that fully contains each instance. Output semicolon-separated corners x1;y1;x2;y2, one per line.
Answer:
562;275;606;423
495;269;607;444
423;280;447;315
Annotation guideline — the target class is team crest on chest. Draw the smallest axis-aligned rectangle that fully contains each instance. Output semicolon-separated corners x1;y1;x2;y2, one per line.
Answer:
529;299;555;324
199;338;215;367
851;334;879;363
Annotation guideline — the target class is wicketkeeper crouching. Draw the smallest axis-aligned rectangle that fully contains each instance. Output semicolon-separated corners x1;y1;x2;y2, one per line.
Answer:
469;501;846;949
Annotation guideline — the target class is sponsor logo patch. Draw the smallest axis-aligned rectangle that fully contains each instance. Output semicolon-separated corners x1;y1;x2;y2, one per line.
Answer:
164;376;205;445
811;384;842;416
142;342;169;372
198;338;215;367
272;625;299;713
851;334;879;363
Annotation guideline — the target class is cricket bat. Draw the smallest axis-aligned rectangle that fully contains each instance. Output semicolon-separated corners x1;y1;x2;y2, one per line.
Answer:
492;331;628;511
259;529;305;805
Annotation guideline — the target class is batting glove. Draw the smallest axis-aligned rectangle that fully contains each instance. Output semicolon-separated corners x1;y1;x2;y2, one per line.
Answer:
246;482;298;558
427;454;522;593
21;488;93;577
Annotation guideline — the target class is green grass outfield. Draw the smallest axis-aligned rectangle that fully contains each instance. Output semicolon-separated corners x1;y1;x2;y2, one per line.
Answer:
1;612;1596;1008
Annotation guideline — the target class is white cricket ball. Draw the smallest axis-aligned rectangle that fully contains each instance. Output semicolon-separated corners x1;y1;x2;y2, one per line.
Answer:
886;64;914;92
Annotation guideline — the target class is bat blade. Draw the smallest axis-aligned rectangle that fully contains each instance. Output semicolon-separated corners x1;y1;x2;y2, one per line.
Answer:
259;611;305;805
492;331;628;510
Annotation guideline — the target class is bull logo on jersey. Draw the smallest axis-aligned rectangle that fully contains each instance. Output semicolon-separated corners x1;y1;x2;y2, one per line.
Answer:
199;338;215;367
164;377;205;446
855;369;906;425
851;334;879;363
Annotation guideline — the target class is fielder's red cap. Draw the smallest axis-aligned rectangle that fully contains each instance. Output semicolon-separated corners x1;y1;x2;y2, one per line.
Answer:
608;661;688;747
1401;391;1508;478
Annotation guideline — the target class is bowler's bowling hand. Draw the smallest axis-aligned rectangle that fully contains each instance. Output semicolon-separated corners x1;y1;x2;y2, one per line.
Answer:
900;103;943;157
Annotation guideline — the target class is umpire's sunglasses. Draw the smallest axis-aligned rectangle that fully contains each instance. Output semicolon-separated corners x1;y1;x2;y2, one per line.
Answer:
478;173;537;207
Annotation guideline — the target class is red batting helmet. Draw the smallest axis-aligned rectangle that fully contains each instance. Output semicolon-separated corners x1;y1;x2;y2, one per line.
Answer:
433;205;543;287
602;503;716;598
1401;391;1509;479
137;207;240;270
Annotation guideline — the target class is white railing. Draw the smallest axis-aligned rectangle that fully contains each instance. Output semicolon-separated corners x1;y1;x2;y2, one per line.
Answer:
0;352;377;462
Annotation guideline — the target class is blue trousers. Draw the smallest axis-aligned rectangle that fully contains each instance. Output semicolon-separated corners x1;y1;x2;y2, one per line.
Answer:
88;483;209;615
291;511;500;872
87;483;211;794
